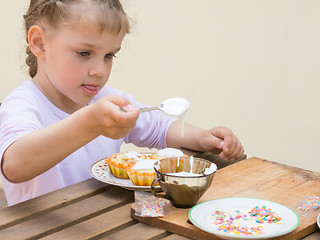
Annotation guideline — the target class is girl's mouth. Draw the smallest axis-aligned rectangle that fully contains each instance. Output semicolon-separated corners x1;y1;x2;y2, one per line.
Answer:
82;84;99;96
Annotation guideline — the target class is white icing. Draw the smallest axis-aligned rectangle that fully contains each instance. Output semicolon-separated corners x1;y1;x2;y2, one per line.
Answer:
179;113;186;138
189;156;194;173
159;98;189;117
157;148;184;157
166;172;203;177
122;151;141;160
132;160;158;171
159;97;189;138
204;163;217;175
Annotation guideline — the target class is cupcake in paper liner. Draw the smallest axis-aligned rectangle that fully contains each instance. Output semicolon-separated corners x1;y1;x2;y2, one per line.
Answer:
126;160;158;186
105;151;145;179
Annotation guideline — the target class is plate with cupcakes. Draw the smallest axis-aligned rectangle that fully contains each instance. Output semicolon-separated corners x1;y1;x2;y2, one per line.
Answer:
90;148;188;191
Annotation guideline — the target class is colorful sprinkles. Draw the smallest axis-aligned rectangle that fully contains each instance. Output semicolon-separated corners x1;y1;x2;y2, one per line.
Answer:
210;206;281;236
141;203;165;217
298;196;320;212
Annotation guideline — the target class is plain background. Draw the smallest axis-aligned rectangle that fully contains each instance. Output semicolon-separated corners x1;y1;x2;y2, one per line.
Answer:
1;0;319;188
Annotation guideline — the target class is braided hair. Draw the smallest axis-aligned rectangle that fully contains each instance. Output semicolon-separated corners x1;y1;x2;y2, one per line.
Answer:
23;0;130;78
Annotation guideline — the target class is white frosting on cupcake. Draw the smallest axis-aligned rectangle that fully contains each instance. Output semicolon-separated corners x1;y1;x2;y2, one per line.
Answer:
122;151;141;160
132;160;158;171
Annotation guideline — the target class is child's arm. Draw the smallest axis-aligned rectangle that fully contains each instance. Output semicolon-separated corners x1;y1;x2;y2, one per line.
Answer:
166;121;244;161
2;95;140;183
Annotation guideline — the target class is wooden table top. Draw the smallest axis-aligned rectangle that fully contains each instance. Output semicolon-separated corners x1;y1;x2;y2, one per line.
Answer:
0;153;319;240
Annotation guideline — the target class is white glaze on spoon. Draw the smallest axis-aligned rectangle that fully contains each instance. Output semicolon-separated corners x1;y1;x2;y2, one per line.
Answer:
160;98;189;138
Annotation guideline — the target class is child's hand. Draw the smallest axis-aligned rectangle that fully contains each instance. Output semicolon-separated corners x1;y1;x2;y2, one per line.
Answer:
199;126;244;161
90;95;140;139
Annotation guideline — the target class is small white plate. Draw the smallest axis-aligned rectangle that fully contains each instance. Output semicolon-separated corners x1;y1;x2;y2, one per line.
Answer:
90;158;160;191
317;213;320;229
189;197;299;240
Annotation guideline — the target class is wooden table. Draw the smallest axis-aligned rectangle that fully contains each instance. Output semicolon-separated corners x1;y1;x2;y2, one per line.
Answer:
0;153;319;240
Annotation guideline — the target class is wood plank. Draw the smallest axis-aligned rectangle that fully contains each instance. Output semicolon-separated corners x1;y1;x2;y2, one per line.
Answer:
131;158;320;240
131;206;215;240
99;222;169;240
41;203;134;240
302;230;320;240
161;234;193;240
203;158;319;201
0;187;133;240
0;178;109;230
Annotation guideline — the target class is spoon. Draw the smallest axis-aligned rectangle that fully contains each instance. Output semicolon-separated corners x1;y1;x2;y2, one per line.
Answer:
140;97;189;117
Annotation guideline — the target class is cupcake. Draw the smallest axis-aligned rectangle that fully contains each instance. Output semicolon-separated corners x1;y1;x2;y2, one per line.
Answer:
125;159;158;186
105;151;143;179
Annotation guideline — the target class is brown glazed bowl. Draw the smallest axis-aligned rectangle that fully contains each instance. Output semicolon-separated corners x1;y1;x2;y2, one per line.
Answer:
151;157;217;208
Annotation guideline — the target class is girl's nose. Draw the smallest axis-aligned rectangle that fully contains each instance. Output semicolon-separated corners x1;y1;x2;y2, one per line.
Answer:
88;60;109;77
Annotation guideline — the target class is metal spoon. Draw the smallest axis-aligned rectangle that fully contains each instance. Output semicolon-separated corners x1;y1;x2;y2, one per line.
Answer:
140;97;189;116
139;106;161;113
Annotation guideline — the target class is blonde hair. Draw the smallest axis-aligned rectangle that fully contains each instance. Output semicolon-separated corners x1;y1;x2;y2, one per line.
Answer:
24;0;130;78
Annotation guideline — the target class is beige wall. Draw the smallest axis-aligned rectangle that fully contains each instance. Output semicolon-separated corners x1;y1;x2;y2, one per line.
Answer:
1;0;319;189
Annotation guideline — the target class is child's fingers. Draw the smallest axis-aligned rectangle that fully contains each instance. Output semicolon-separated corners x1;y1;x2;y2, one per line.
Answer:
105;95;131;109
95;95;139;129
104;95;139;120
209;127;234;151
199;132;224;153
121;104;135;112
210;127;244;160
220;137;244;160
115;106;139;127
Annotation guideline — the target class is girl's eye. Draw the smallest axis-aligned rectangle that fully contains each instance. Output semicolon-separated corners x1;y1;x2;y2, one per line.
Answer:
77;51;90;57
105;53;116;59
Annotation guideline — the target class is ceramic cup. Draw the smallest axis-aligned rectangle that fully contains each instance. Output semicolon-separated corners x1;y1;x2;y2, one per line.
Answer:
151;157;217;208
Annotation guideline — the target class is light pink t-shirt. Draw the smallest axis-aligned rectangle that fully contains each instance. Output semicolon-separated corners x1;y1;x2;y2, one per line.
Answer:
0;80;175;206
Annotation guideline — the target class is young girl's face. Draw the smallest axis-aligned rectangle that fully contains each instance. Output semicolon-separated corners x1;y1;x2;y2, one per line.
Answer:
36;22;126;113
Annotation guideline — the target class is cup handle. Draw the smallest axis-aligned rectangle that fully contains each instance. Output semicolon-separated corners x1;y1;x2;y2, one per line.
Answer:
151;177;169;200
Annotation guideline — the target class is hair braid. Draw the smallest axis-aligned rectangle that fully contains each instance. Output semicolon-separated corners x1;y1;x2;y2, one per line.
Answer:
24;1;60;24
24;0;61;78
25;46;37;78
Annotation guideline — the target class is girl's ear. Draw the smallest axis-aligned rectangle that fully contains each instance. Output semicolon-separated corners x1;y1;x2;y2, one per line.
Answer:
28;25;46;59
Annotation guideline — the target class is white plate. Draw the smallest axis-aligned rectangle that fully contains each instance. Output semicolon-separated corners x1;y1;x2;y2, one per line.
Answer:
90;158;160;191
189;197;299;240
317;213;320;229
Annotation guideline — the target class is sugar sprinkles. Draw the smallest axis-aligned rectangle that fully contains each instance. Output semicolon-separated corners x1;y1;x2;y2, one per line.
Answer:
141;203;165;217
210;206;281;236
297;196;320;212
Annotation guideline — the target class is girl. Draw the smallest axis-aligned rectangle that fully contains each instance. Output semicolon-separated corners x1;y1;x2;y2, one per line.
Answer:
0;0;243;206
